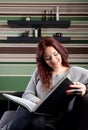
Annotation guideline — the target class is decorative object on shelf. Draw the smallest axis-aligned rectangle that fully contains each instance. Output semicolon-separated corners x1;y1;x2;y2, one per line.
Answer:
42;10;47;21
20;30;29;37
33;28;41;37
48;10;53;21
38;27;41;37
53;33;62;37
33;28;38;37
25;16;31;21
56;6;59;21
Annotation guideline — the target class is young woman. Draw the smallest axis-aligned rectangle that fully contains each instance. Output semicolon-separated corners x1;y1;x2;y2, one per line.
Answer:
1;37;88;130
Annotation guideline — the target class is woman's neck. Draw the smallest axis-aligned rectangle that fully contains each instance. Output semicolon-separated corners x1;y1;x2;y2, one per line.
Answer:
53;66;69;75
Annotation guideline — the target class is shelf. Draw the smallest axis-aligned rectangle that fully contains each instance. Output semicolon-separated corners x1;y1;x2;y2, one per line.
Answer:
0;37;71;43
5;20;71;43
7;20;71;28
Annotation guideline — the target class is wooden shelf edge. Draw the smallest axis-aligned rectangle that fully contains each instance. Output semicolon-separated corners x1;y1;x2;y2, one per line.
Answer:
0;37;71;43
7;20;71;28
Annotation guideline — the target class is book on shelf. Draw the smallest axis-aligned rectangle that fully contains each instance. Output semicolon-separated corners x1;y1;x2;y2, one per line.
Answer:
3;77;75;116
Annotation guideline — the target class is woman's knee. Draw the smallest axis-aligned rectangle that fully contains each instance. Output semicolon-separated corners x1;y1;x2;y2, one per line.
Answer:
8;106;32;130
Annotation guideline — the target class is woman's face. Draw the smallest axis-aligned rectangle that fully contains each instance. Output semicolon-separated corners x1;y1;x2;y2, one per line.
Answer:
44;46;62;70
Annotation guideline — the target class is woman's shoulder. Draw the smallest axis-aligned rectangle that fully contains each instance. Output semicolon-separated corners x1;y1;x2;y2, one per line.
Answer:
67;66;88;83
70;66;88;71
70;66;87;70
32;67;40;80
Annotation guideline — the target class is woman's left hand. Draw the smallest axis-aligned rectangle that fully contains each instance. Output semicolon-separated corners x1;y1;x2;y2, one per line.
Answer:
66;82;86;96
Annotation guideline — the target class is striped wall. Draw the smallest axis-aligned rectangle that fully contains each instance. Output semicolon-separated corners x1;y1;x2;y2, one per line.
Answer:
0;2;88;62
0;2;88;91
0;0;88;2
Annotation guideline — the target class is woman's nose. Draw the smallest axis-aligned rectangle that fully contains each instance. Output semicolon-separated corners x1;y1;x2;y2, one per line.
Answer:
51;56;56;63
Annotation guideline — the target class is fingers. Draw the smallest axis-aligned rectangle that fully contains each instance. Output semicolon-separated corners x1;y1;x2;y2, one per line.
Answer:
66;88;81;96
74;82;81;85
73;82;86;96
66;82;86;96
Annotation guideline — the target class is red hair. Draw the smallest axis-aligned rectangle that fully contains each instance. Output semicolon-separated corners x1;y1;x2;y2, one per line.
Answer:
36;37;69;89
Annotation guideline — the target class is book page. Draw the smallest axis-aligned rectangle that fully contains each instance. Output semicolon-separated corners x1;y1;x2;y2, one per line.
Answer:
3;94;37;112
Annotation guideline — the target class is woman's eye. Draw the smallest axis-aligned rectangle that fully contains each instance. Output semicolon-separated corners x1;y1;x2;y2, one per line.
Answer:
45;57;50;60
54;53;58;56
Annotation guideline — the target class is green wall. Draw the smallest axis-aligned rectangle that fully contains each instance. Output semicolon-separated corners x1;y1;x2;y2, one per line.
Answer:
0;64;36;91
0;76;31;91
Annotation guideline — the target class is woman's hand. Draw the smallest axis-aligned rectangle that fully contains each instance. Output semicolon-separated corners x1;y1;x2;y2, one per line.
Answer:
66;82;86;96
36;99;41;104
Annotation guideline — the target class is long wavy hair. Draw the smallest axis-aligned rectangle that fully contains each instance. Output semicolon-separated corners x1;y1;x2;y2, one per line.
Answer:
36;37;69;89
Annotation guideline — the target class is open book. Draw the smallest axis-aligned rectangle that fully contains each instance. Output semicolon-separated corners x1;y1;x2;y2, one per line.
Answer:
3;78;75;116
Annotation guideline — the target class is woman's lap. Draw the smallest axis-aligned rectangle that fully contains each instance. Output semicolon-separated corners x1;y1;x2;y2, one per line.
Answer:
1;96;88;130
7;106;48;130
